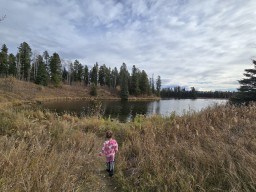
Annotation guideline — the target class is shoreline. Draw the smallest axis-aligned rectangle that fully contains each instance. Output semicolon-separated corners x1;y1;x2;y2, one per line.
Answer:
34;96;160;103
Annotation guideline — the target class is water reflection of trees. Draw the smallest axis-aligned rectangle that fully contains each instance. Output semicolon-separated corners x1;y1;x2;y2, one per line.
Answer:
43;99;227;122
155;100;160;114
102;101;131;122
130;102;148;120
103;101;149;122
82;100;105;117
44;100;150;122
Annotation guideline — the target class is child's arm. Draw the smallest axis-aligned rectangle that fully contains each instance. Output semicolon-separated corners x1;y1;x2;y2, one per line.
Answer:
99;141;106;156
114;140;118;153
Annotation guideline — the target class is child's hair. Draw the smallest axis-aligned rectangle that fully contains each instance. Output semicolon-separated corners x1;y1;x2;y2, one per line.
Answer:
106;130;113;139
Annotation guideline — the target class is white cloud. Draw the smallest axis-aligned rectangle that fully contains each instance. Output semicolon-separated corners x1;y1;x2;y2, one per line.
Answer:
1;0;256;91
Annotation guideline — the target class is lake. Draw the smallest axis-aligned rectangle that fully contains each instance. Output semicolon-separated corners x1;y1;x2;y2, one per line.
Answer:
42;99;227;122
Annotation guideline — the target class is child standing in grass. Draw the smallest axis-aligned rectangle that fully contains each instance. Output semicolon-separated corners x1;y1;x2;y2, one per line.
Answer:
99;130;118;177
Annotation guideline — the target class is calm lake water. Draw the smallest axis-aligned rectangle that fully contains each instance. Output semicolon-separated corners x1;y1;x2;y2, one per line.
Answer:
42;99;227;122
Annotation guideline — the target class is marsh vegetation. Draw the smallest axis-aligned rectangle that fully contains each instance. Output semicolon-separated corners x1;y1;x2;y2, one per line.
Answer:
0;78;255;191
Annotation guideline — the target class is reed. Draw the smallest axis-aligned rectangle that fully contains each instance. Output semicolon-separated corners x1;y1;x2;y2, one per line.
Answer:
0;101;256;191
115;104;256;191
0;108;109;191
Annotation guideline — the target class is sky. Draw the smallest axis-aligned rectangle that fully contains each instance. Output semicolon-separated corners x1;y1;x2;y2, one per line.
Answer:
1;0;256;91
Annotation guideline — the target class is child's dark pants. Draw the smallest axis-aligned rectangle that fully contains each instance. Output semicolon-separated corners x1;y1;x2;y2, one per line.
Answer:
106;161;115;176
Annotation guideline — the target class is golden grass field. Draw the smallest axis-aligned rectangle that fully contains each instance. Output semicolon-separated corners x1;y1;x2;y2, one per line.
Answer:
0;77;256;191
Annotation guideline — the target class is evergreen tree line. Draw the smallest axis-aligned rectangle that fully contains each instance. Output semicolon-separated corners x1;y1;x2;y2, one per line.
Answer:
0;42;161;100
161;86;233;99
0;42;62;86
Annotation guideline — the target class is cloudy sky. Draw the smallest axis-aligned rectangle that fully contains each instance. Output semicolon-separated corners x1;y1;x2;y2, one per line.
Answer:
1;0;256;91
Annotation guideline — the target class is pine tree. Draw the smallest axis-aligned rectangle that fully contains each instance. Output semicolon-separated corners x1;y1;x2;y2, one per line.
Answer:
99;64;110;86
73;60;83;82
156;75;161;96
49;52;62;86
84;65;89;86
139;70;149;95
105;67;111;88
111;67;119;89
99;64;106;86
119;63;129;100
18;42;32;81
43;51;49;64
130;65;140;96
8;53;16;76
68;62;74;85
0;44;9;77
43;50;50;78
35;55;48;86
231;60;256;104
151;74;155;94
90;83;97;96
16;53;21;79
190;87;197;99
90;63;98;86
77;62;83;83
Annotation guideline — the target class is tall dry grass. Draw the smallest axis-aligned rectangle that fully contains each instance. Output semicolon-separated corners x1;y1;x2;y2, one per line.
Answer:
1;100;256;191
115;104;256;191
0;107;115;191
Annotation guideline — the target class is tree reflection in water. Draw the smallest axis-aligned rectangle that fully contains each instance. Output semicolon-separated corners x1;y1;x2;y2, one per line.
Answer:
42;99;227;122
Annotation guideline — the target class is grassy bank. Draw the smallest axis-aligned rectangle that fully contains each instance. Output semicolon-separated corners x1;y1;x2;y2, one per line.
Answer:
0;77;118;102
0;102;256;191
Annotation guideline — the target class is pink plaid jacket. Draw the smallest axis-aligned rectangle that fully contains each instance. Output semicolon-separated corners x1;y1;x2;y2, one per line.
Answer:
101;139;118;162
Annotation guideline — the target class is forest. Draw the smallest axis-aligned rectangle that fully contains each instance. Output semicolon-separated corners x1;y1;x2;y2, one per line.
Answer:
161;87;233;99
0;42;232;100
0;42;161;100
